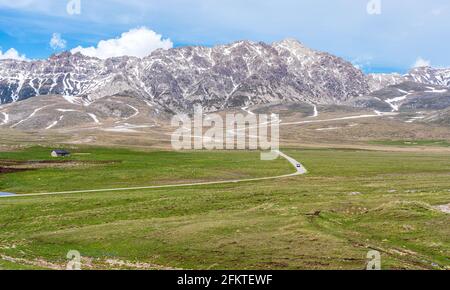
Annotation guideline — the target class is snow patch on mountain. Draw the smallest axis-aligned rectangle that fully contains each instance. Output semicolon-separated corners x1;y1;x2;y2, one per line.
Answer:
0;112;8;124
87;113;100;124
46;115;64;130
425;87;448;93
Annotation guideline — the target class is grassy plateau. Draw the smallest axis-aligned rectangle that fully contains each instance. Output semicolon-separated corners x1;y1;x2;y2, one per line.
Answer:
0;146;449;270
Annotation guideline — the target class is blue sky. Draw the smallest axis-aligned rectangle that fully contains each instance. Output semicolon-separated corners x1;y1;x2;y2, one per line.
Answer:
0;0;449;73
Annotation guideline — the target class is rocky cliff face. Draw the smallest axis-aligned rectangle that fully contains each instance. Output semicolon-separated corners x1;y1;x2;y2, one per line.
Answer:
0;39;369;113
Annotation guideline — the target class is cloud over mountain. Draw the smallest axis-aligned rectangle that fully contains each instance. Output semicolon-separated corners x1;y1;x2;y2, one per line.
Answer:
0;48;27;61
50;33;67;50
413;57;431;68
71;27;173;59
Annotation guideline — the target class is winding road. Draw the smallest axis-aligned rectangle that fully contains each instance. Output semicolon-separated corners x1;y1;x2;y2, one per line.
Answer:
0;150;306;199
0;111;402;200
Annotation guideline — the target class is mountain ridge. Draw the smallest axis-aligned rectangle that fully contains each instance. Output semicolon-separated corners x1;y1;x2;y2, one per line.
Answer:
367;67;450;92
1;38;450;116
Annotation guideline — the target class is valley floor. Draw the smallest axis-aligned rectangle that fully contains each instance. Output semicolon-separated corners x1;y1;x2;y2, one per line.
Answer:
0;145;448;270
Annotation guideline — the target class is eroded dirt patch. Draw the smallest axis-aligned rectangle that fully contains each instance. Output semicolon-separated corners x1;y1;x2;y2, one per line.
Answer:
0;159;118;173
435;204;450;214
0;254;180;270
0;167;31;174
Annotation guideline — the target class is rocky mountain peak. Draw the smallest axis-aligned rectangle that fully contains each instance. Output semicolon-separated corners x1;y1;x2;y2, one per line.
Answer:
273;38;317;61
49;51;73;60
275;38;308;49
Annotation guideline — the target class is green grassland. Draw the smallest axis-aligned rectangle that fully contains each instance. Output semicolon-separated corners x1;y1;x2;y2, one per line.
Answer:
0;147;292;194
0;146;449;270
370;140;450;147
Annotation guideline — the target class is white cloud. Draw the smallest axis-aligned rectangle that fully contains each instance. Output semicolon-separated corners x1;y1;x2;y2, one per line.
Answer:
413;57;431;68
0;48;28;61
352;55;373;71
431;8;442;15
50;33;67;50
71;27;173;59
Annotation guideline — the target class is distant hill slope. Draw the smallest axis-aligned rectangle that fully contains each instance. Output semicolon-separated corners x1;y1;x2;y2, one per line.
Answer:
348;82;450;113
367;67;450;92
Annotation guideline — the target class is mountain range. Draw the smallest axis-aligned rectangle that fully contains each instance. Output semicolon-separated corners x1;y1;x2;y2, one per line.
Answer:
0;39;369;111
0;39;449;130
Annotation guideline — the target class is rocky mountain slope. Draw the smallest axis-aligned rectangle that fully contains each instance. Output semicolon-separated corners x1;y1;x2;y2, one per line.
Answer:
366;73;405;92
0;39;369;113
348;82;450;112
360;68;450;121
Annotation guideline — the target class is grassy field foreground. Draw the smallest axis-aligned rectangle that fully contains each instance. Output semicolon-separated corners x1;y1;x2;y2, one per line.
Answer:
0;146;449;270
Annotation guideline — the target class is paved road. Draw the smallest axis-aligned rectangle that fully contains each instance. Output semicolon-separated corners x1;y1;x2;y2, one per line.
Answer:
0;150;306;199
276;150;307;175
